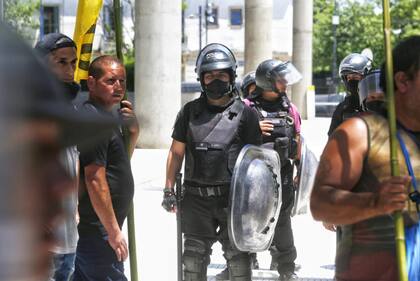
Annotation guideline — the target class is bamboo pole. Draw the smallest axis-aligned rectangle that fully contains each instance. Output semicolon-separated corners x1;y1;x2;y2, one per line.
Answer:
113;1;139;280
382;1;407;280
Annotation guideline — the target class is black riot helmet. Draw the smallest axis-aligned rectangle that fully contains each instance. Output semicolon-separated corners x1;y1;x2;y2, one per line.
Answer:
255;59;302;93
195;43;237;99
339;53;372;92
339;53;372;78
240;71;256;98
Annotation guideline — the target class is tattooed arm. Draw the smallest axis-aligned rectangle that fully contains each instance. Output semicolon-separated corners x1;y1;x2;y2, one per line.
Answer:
310;117;409;225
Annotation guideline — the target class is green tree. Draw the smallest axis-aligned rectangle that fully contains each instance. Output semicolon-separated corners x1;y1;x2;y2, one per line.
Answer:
313;0;335;73
313;0;420;76
4;0;40;42
391;0;420;38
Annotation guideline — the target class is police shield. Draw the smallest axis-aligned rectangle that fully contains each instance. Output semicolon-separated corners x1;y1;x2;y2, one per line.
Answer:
229;145;282;252
291;137;319;216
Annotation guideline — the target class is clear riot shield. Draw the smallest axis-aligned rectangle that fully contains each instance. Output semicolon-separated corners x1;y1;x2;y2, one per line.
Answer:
229;145;282;252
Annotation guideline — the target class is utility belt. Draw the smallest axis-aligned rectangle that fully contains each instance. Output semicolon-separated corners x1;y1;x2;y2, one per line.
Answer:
184;184;229;197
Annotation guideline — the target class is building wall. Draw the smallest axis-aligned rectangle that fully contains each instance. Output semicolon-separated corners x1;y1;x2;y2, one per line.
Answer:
40;0;134;52
38;0;293;81
40;0;293;56
184;0;293;56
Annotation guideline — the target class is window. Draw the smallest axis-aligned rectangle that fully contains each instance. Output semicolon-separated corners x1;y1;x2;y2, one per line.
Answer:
103;4;115;39
42;6;59;35
230;7;243;27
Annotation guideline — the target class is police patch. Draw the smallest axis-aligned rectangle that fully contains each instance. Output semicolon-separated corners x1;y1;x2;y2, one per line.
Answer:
206;51;225;61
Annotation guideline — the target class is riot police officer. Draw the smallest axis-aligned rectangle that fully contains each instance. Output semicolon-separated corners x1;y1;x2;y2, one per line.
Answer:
215;69;259;281
328;53;372;136
162;43;262;281
357;69;385;113
246;59;302;281
240;71;256;99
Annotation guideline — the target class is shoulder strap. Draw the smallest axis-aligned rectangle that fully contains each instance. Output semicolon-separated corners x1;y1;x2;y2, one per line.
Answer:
397;131;420;211
203;99;245;145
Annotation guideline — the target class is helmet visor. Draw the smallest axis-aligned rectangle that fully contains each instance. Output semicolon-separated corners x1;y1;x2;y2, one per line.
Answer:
358;70;384;106
271;62;302;87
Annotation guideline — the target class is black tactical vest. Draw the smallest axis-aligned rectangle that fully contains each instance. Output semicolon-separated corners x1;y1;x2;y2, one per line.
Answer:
184;98;244;186
254;102;297;162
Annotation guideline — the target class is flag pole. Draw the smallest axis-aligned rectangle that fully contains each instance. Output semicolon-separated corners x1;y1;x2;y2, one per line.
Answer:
113;1;139;281
381;1;408;280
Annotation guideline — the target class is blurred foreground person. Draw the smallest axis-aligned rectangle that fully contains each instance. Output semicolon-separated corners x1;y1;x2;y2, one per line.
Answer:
311;36;420;281
0;24;116;281
35;32;80;281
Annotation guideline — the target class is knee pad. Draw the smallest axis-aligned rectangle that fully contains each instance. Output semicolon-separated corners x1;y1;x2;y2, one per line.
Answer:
183;238;211;281
228;253;251;281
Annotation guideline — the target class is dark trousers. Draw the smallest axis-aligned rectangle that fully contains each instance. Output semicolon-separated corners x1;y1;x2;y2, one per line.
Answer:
270;162;297;273
73;234;127;281
181;192;251;280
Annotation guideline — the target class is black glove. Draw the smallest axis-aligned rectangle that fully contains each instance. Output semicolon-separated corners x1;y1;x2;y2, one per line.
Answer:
162;188;177;212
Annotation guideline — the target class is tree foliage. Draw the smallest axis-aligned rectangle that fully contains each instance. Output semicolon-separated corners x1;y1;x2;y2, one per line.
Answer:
313;0;420;75
4;0;40;42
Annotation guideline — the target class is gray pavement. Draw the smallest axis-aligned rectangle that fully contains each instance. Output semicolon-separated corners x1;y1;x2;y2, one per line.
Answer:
123;117;335;280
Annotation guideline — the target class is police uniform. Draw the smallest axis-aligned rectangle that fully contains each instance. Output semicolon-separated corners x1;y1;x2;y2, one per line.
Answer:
167;43;262;281
249;58;304;281
250;96;300;277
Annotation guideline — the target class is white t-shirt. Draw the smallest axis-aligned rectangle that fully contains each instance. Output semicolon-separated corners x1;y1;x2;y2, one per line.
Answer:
52;146;79;254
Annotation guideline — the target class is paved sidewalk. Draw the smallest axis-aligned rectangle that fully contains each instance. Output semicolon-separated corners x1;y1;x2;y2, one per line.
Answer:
123;117;336;280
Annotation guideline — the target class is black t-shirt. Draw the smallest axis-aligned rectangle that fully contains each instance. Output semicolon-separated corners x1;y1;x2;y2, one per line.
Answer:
172;96;262;186
78;101;134;237
172;97;261;145
328;96;360;136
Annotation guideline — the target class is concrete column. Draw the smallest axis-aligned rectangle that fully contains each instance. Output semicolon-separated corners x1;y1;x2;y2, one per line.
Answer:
244;0;272;74
0;0;4;22
291;0;313;120
135;0;181;148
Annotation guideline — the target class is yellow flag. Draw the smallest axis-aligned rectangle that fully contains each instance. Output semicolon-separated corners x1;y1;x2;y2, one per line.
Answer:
73;0;103;82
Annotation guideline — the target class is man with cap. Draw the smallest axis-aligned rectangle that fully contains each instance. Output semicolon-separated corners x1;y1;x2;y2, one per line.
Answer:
0;24;116;281
162;43;261;281
245;59;302;281
34;32;80;281
74;55;139;281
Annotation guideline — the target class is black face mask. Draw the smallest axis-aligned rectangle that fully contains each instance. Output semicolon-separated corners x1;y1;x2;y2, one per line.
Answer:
62;81;80;101
346;80;359;96
204;79;231;100
346;93;360;112
365;100;385;113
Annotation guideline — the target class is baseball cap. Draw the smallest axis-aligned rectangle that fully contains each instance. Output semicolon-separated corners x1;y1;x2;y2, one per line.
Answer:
0;24;118;148
34;33;77;57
